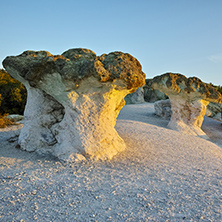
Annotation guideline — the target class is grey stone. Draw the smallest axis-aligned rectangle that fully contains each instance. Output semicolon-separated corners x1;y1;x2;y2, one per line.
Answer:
124;87;145;104
144;79;168;102
6;114;24;122
206;102;222;119
154;99;172;120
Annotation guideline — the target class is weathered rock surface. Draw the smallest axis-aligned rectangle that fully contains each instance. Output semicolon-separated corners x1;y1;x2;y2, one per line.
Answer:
155;99;222;122
3;48;145;161
213;112;222;121
144;79;168;102
154;99;172;119
206;102;222;120
147;73;222;138
124;87;145;104
6;114;24;122
124;78;169;104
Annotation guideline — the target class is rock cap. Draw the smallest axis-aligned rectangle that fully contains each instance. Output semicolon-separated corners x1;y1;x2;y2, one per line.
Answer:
147;73;222;103
3;48;145;91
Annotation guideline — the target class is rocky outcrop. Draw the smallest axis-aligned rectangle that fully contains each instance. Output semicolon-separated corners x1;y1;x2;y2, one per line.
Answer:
144;79;168;102
124;87;145;104
154;99;172;119
125;78;169;104
3;48;145;161
6;114;24;122
155;100;222;122
206;102;222;120
213;112;222;121
147;73;222;138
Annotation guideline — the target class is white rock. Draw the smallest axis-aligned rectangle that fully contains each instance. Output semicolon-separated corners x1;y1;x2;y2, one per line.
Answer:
168;96;209;139
147;73;222;138
3;49;145;161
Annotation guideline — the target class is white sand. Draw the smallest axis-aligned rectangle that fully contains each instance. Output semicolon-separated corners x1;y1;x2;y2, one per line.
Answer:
0;103;221;221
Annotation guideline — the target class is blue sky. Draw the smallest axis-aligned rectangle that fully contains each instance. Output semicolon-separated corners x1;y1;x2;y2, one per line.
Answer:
1;0;222;85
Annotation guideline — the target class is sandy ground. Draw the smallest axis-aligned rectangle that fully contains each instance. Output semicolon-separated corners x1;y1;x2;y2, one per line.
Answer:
0;103;221;221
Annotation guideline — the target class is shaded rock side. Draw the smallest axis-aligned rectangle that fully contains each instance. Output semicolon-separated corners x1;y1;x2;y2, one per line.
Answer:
124;78;169;104
6;114;24;122
155;99;222;122
3;48;145;161
147;73;222;138
144;79;168;102
124;87;145;104
206;102;222;120
154;99;172;120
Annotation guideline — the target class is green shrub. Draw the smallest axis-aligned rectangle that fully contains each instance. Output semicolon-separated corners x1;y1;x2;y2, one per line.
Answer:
0;69;27;115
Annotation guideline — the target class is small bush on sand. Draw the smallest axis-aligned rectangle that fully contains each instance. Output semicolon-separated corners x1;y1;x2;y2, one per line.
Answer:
0;113;14;128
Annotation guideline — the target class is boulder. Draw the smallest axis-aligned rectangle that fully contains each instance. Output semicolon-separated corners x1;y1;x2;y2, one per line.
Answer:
6;114;24;122
143;79;168;102
206;102;222;119
213;112;222;121
147;73;222;138
3;49;145;161
154;99;172;119
124;87;145;104
154;99;222;122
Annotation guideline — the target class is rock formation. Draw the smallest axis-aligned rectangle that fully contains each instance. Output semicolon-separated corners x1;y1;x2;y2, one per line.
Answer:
124;87;145;104
147;73;222;138
143;79;168;102
125;78;169;104
155;99;222;122
3;49;145;161
6;114;24;122
154;99;172;119
206;102;222;120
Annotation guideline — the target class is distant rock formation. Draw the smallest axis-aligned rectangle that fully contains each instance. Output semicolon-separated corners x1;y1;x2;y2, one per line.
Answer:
206;102;222;120
155;100;222;122
147;73;222;138
144;79;168;102
124;87;145;104
124;78;169;104
3;48;145;161
154;99;172;119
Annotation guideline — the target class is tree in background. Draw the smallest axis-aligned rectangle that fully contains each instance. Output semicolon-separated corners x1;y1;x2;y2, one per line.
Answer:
0;94;2;106
0;69;27;114
217;85;222;95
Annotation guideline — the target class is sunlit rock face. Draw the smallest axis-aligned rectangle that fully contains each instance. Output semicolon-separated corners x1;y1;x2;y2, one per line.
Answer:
147;73;222;138
3;48;145;161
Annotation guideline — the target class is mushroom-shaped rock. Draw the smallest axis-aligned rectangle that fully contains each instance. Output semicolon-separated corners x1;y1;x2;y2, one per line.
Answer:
3;48;145;161
147;73;222;138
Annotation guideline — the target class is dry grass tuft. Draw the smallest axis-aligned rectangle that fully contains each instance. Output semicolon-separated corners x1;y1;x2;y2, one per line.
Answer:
0;114;14;128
